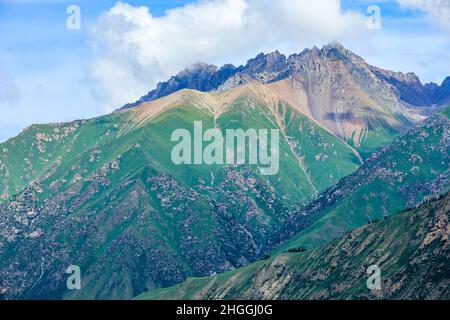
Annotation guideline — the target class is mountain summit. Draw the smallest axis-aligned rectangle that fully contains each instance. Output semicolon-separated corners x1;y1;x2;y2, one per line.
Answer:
119;43;450;159
122;43;450;111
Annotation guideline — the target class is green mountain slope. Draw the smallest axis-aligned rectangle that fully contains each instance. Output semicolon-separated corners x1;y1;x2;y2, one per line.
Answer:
137;192;450;300
267;108;450;253
0;81;365;300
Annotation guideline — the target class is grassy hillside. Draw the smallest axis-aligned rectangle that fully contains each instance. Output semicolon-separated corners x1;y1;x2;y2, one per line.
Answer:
137;192;450;300
268;108;449;253
0;82;364;300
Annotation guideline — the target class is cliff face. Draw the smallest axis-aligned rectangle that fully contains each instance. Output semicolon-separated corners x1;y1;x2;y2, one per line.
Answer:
122;43;450;111
370;68;450;108
433;77;450;106
122;62;239;109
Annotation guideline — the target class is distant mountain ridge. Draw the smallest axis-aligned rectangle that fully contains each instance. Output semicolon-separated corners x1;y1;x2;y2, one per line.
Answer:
370;67;450;108
122;43;437;161
122;43;450;110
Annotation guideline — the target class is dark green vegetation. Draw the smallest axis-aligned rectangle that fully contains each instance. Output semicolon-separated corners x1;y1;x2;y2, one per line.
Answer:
0;84;364;300
268;109;450;253
137;192;450;300
0;80;447;300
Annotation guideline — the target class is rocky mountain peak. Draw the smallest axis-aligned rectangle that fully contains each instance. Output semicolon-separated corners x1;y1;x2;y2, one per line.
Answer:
370;66;450;107
430;76;450;106
244;50;287;73
121;62;238;109
323;41;345;50
291;43;356;61
177;62;219;77
441;76;450;87
120;43;450;110
375;68;422;84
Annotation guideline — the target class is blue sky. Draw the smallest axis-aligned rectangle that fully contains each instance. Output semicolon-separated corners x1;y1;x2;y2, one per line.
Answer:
0;0;449;142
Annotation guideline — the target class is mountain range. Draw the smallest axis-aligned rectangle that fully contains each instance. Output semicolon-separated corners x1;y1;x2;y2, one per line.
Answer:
138;191;449;300
0;43;449;300
123;43;450;111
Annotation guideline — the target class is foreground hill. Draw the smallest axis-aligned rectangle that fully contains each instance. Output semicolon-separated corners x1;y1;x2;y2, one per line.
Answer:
137;192;450;300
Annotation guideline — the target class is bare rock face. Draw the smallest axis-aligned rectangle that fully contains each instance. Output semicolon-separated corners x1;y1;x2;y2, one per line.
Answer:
281;43;412;142
214;43;421;147
218;50;288;91
433;76;450;106
370;67;433;107
121;43;450;112
118;43;447;155
122;62;239;109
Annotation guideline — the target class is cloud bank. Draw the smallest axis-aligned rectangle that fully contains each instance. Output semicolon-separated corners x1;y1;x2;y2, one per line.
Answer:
397;0;450;30
89;0;367;111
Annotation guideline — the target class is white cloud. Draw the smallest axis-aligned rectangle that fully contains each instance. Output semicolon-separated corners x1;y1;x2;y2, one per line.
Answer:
397;0;450;30
89;0;367;111
0;69;21;107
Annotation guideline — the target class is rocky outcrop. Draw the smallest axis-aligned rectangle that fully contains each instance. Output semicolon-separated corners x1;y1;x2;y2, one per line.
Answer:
432;76;450;106
122;62;239;109
122;43;450;110
370;68;450;108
